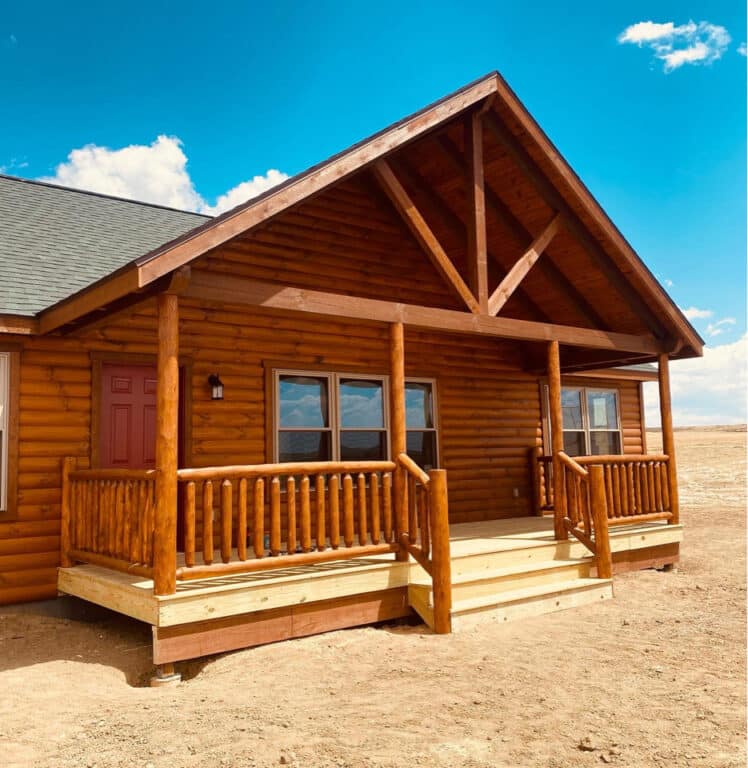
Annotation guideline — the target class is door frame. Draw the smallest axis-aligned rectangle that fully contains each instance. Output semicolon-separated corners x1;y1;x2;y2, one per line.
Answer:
90;351;192;470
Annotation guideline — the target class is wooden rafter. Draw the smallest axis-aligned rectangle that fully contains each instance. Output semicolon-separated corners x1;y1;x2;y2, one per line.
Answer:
488;213;561;315
184;269;662;355
483;111;669;340
371;159;480;314
465;112;488;312
389;156;552;323
435;134;610;330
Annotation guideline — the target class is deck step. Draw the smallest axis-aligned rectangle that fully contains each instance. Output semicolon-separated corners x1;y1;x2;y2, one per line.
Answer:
409;577;613;631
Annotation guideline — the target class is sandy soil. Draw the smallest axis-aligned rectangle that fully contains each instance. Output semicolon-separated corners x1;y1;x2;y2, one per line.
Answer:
1;429;745;768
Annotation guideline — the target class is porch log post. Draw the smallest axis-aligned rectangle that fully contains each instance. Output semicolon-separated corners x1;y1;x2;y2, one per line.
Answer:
60;456;77;568
429;468;452;634
589;465;612;579
390;322;409;561
153;292;180;595
658;353;679;524
547;340;567;539
465;111;488;312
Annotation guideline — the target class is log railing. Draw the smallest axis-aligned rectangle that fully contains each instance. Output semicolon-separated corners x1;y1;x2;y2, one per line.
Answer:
573;454;674;525
174;460;400;580
60;458;157;577
557;452;612;579
396;453;451;634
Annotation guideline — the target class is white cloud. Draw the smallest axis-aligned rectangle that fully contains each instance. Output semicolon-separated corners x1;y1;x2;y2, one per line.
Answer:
40;135;287;216
680;306;713;320
644;335;747;426
200;170;289;216
738;43;747;56
705;317;736;338
663;278;674;288
618;19;732;71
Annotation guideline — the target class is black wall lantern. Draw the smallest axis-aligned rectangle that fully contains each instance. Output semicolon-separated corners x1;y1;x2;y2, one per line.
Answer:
208;374;224;401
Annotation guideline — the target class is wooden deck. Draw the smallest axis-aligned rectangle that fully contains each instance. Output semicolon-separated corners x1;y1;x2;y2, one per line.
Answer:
57;516;682;663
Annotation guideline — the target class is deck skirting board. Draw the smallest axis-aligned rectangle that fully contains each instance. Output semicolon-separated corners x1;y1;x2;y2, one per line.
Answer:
152;588;411;664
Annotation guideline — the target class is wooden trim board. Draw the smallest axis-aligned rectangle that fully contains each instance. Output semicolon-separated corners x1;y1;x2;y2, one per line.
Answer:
152;588;411;664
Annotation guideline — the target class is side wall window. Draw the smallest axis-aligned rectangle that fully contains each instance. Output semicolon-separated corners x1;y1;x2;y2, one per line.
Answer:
274;369;438;467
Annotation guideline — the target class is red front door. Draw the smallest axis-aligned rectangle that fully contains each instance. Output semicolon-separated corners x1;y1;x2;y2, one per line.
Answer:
100;363;157;469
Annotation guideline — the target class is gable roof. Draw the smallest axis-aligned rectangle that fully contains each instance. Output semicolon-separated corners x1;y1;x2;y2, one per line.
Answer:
0;174;209;316
0;72;703;360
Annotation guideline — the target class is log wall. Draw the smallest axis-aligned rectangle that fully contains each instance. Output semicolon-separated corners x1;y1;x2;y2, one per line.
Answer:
0;298;646;605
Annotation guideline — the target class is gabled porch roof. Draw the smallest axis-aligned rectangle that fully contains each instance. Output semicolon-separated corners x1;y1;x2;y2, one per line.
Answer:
6;71;702;366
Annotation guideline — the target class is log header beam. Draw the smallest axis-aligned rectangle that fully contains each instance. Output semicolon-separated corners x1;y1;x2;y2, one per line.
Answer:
184;270;662;355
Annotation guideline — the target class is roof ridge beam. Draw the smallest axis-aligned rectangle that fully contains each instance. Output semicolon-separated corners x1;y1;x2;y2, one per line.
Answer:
371;159;480;314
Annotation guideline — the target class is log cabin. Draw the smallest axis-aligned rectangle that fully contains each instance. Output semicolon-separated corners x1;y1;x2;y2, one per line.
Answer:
0;72;702;681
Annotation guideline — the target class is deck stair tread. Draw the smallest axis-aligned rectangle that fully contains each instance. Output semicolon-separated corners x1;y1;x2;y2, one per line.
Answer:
448;577;613;614
411;557;591;588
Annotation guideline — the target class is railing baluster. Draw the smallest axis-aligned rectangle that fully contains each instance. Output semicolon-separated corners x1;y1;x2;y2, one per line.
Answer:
357;473;368;545
271;476;282;556
382;472;393;543
253;477;265;558
647;461;657;513
184;481;196;567
370;473;381;545
660;461;670;511
343;474;354;548
315;475;326;552
237;478;248;561
203;480;214;565
612;464;622;518
300;475;312;553
221;479;233;564
328;474;340;549
286;476;297;554
418;484;429;558
407;475;417;544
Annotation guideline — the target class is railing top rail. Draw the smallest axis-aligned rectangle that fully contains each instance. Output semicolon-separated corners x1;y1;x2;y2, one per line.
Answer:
177;459;397;482
68;468;158;481
557;451;589;478
397;452;431;485
574;454;669;464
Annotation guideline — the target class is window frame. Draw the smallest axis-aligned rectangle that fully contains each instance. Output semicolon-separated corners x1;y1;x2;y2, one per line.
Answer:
271;368;439;467
543;383;622;457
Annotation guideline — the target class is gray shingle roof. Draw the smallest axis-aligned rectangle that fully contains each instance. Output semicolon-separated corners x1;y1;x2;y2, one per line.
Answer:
0;175;210;316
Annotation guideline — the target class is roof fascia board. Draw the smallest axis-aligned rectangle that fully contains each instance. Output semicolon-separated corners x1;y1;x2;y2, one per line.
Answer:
135;75;500;286
0;315;38;335
491;72;703;355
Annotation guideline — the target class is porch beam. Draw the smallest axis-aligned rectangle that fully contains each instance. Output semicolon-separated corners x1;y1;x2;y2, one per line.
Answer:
465;112;489;312
547;340;567;540
484;111;670;341
488;213;561;316
371;159;480;314
153;292;180;596
435;134;609;330
657;353;679;524
184;270;663;355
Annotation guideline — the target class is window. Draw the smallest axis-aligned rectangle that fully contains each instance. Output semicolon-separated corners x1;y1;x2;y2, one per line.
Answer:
405;380;438;470
274;370;438;466
547;385;621;457
0;353;9;511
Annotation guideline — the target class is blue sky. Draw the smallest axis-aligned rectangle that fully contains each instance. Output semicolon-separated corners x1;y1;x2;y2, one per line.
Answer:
1;1;746;423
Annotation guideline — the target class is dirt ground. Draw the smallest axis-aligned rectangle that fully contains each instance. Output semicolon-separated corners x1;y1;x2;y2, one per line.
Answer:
1;428;745;768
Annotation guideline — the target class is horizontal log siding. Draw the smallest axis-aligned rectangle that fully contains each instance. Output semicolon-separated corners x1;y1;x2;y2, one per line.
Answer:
0;300;646;604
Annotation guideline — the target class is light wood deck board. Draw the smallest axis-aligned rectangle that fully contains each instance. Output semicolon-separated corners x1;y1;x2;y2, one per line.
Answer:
57;516;682;629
